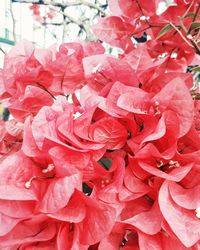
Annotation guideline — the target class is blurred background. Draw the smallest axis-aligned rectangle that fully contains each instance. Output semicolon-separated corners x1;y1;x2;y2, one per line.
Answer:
0;0;108;119
0;0;188;120
0;0;108;66
0;0;175;65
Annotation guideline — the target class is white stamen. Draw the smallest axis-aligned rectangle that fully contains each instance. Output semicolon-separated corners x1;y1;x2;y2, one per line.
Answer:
72;112;82;120
140;16;150;21
195;207;200;218
25;181;31;189
42;164;55;173
92;63;102;74
24;176;37;189
169;160;180;168
156;160;163;168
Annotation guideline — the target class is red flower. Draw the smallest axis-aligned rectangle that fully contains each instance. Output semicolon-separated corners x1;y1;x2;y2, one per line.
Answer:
0;0;200;247
159;181;200;247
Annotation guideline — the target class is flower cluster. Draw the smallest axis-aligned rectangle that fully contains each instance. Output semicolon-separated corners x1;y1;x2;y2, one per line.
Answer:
0;0;200;249
29;4;56;23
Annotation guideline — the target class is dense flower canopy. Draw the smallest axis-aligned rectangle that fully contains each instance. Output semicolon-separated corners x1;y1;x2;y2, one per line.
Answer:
0;0;200;249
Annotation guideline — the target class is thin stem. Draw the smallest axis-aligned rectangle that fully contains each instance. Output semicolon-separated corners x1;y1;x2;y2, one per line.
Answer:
196;29;200;41
44;25;57;40
150;25;165;28
11;0;106;15
10;0;17;42
55;8;92;39
0;47;5;54
164;47;176;72
135;0;151;27
132;26;151;36
36;82;56;100
190;39;200;55
62;16;66;42
182;0;194;18
178;16;188;34
132;24;164;36
192;2;200;22
169;22;193;48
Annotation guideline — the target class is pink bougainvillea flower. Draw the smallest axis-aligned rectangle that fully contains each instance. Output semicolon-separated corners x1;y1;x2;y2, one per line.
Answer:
56;107;107;151
0;118;23;156
30;103;106;156
152;79;194;138
136;150;193;182
0;69;9;99
116;78;193;138
0;215;57;248
7;85;53;121
142;72;193;94
99;81;136;117
169;182;200;210
2;40;53;96
56;222;89;250
159;181;200;247
122;46;155;80
47;43;85;95
83;54;138;91
90;154;125;203
122;200;163;235
22;116;46;159
74;191;117;246
0;214;21;237
0;151;38;201
117;87;151;114
98;222;140;250
138;231;199;250
117;0;157;20
0;0;199;248
92;16;134;51
118;165;151;202
39;173;81;213
47;136;105;181
0;151;39;236
46;41;104;96
49;146;95;179
48;190;87;223
88;116;127;150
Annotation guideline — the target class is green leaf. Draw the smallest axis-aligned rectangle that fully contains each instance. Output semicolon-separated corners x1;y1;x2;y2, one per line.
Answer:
191;66;200;72
192;93;200;100
98;158;112;170
156;24;174;40
184;12;200;19
196;94;200;100
188;22;200;34
82;183;93;195
179;17;188;33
